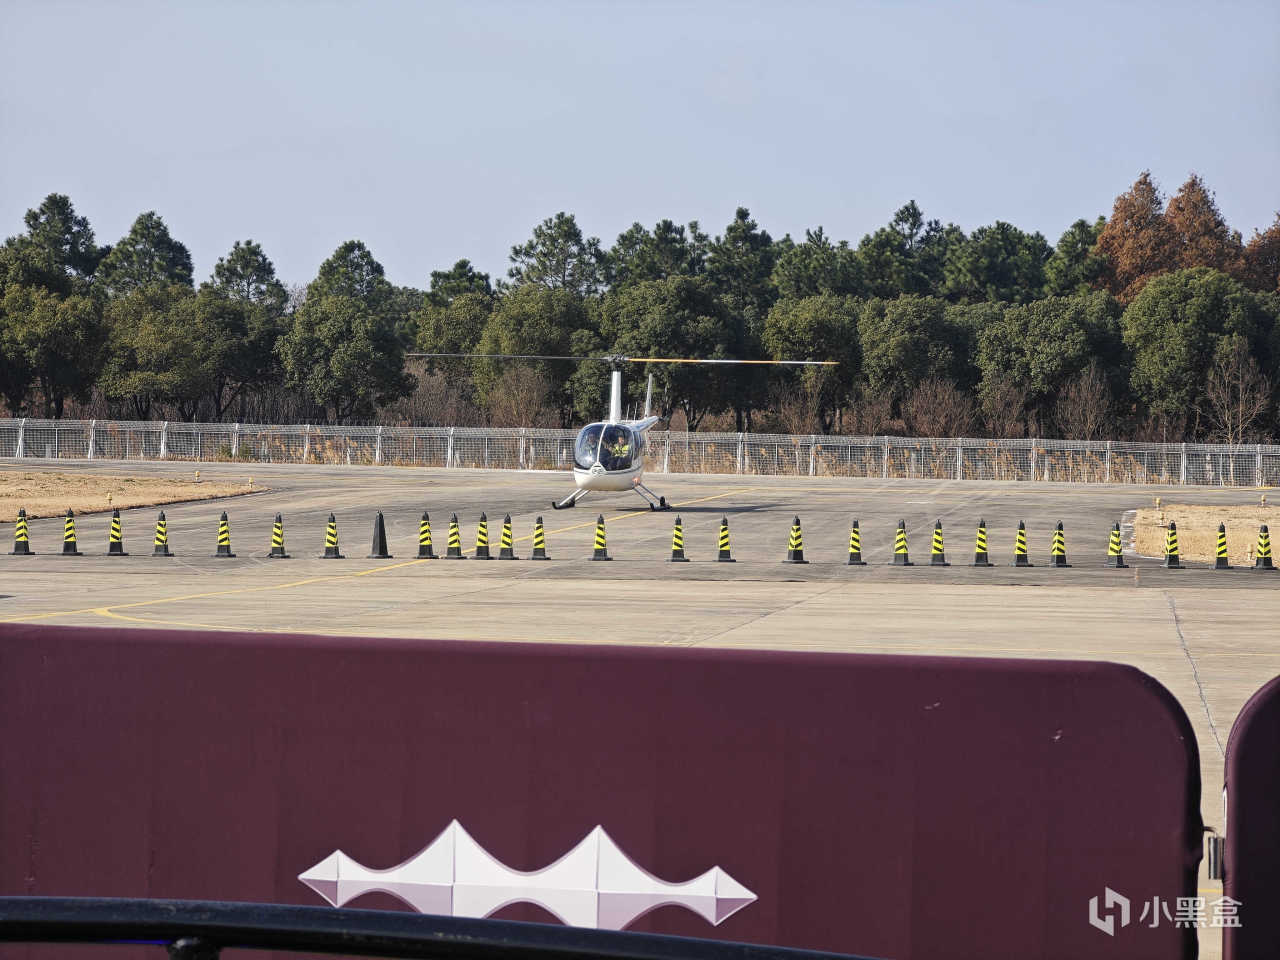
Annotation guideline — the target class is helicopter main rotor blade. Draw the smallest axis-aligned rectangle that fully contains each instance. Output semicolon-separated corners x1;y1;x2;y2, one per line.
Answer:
405;352;588;361
627;358;839;365
406;353;838;365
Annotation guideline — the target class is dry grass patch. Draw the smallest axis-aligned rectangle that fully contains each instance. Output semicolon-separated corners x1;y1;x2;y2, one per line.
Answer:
1134;503;1280;564
0;470;258;522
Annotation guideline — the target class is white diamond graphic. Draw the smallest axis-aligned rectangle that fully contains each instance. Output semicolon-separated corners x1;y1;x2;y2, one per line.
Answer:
298;820;757;930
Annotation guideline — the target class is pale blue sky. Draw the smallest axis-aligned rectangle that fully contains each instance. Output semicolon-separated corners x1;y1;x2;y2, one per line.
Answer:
3;0;1277;289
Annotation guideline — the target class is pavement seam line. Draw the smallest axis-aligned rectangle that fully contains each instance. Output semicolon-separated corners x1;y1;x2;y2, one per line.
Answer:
1164;590;1225;758
687;580;851;646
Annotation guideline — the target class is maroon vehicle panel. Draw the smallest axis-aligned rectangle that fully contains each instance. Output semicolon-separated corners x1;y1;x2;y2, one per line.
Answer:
1223;674;1280;960
0;624;1201;959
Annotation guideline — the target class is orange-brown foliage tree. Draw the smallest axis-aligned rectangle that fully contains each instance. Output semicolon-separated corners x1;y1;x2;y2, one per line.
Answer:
1165;173;1244;274
1243;215;1280;293
1094;172;1174;304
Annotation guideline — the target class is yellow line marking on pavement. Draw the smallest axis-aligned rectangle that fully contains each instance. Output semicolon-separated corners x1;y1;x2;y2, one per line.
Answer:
0;558;429;624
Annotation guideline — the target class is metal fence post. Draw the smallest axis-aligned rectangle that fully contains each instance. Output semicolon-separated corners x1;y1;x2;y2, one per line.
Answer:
808;437;816;476
955;444;962;481
15;418;25;458
882;436;889;479
231;423;240;458
1105;441;1112;483
87;419;96;460
446;426;454;467
737;433;744;474
375;426;383;465
159;422;169;460
1180;442;1187;484
519;428;527;469
302;425;310;463
662;434;670;474
1257;443;1263;487
1030;441;1037;481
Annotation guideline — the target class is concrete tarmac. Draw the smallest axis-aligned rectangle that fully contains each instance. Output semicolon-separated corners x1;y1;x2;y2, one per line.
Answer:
3;459;1278;954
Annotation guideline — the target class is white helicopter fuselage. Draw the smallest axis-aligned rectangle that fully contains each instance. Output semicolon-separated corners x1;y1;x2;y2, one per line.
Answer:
571;417;659;492
553;369;668;509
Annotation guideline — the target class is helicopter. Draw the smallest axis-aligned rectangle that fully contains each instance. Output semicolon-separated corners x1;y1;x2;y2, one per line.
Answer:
407;353;836;510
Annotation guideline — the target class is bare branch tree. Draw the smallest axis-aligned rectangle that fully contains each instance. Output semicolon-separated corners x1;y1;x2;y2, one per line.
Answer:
1054;363;1113;440
486;365;558;427
980;377;1028;438
844;389;896;436
903;377;976;437
1131;410;1188;443
1201;339;1272;445
770;381;822;435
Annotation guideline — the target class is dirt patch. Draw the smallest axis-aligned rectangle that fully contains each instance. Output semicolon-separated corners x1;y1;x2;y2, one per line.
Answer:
1134;503;1280;563
0;470;258;522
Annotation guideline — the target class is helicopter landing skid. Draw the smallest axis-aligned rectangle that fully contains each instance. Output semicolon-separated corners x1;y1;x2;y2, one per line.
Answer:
633;481;670;511
552;488;588;510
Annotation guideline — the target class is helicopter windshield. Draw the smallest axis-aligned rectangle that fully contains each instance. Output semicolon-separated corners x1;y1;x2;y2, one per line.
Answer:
574;424;604;470
573;423;640;471
601;425;634;471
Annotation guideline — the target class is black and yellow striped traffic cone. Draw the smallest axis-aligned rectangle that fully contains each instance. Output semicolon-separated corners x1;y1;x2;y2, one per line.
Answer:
10;508;33;555
1214;523;1230;570
669;515;689;562
474;512;491;559
592;514;611;560
320;513;343;559
890;520;912;566
1011;521;1032;567
107;509;128;556
1254;525;1274;571
213;511;235;557
847;519;866;565
531;516;549;560
152;511;173;557
268;513;289;558
445;513;464;559
1049;521;1070;568
717;516;735;562
417;512;435;559
784;517;807;563
930;519;949;566
367;511;392;559
61;508;81;556
970;519;993;567
498;514;517;559
1105;522;1127;568
1162;521;1183;569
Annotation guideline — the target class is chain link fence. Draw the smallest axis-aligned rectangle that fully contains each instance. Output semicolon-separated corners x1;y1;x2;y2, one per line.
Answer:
2;418;1279;486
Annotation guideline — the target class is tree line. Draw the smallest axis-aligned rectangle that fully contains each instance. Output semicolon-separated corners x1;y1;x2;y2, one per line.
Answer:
1;171;1278;442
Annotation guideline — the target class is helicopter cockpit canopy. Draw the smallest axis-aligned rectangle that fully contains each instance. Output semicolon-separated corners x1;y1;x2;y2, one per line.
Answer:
573;422;643;472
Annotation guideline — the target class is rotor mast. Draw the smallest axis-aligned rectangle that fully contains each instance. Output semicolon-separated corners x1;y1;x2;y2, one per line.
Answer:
606;355;625;423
